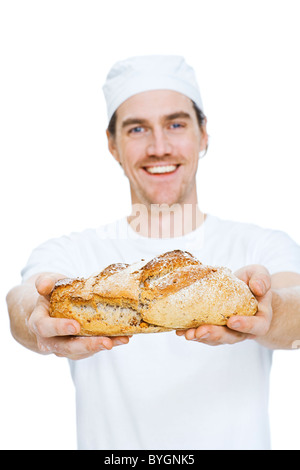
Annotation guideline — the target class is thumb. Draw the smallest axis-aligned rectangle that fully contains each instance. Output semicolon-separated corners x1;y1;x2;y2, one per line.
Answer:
35;273;66;297
235;265;271;297
249;275;270;297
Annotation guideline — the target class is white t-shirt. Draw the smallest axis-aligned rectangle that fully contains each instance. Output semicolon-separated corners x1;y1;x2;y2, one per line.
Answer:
21;214;300;450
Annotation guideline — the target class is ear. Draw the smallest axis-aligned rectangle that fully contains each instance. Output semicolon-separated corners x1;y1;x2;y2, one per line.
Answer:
199;118;209;152
106;129;121;163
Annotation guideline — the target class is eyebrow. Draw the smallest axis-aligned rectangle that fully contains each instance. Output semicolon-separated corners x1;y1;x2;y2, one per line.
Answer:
166;112;192;121
121;111;192;129
121;117;148;129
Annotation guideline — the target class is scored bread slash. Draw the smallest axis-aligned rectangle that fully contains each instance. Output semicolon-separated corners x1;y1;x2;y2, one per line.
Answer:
49;250;258;336
49;261;171;336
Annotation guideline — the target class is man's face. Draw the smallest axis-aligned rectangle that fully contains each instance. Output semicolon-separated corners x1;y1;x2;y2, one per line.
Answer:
107;90;208;207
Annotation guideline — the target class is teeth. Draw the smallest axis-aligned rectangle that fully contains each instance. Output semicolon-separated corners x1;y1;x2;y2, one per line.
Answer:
145;165;177;174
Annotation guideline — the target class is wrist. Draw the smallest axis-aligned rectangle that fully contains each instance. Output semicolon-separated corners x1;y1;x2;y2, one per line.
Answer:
254;288;283;350
267;287;300;350
271;288;283;314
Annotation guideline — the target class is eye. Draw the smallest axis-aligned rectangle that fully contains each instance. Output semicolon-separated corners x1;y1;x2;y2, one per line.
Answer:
129;126;145;134
170;122;184;129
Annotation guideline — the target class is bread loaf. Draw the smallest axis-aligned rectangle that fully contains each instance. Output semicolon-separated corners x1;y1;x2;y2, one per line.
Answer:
49;250;258;336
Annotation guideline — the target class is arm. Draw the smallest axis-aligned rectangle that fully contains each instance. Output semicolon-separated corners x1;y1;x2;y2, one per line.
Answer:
7;274;43;352
6;273;131;359
255;273;300;349
177;266;300;350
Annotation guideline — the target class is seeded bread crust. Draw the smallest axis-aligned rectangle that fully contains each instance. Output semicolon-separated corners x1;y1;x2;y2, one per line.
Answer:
49;250;258;336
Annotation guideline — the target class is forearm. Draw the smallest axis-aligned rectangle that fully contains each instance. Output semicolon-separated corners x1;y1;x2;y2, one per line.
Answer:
256;286;300;350
6;277;40;352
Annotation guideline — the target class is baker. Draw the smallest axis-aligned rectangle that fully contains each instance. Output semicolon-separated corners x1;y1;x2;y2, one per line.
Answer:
7;55;300;450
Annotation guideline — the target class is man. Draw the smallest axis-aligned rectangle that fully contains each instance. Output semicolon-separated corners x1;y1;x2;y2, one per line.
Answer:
7;55;300;450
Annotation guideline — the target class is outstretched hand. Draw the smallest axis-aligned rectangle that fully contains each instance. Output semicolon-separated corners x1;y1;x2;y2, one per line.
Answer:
176;265;273;346
28;273;131;360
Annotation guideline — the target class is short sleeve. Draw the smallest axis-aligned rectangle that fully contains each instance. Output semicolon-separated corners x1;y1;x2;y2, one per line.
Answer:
21;235;78;282
254;229;300;275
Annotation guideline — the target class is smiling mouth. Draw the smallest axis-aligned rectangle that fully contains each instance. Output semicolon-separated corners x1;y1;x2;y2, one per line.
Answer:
143;164;179;175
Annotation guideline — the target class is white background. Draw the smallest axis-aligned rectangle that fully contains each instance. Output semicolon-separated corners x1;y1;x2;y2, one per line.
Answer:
0;0;300;450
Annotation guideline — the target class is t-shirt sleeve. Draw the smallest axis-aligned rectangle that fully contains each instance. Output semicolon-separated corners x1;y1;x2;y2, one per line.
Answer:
254;229;300;275
21;236;78;282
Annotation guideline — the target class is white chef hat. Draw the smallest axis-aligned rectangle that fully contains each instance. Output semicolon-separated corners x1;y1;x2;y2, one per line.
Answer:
102;55;204;122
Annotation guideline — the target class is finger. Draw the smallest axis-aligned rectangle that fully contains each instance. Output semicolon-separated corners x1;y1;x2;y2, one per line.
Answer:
39;335;131;359
38;336;113;357
178;325;254;345
176;330;186;336
29;297;81;338
111;336;132;344
35;273;66;297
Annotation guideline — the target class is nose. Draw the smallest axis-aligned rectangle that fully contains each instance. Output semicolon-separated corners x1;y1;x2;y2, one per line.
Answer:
146;128;172;157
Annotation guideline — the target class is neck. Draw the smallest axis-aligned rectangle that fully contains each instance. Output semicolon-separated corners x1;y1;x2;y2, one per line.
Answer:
127;202;205;238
